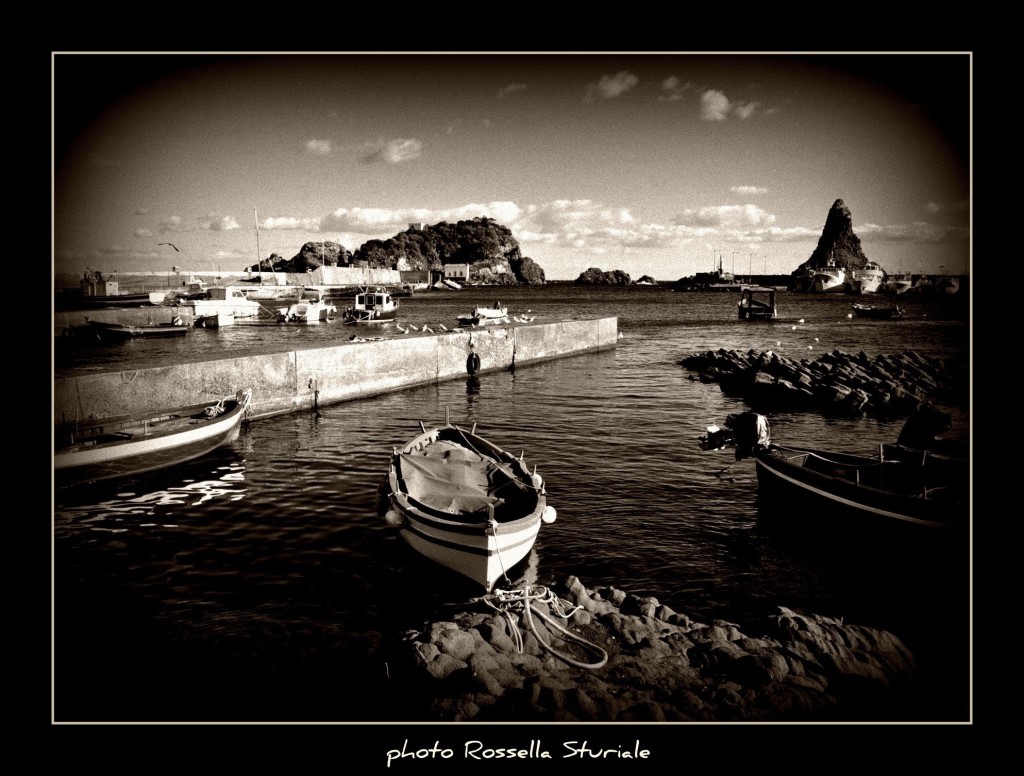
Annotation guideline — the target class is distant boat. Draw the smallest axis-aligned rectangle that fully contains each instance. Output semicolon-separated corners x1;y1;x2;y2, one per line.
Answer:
278;287;338;324
457;304;509;327
809;256;847;293
851;261;885;294
935;276;960;295
882;272;913;295
790;266;816;293
184;286;265;320
852;303;903;320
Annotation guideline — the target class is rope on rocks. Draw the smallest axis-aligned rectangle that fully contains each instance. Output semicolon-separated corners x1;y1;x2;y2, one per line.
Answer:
479;584;609;670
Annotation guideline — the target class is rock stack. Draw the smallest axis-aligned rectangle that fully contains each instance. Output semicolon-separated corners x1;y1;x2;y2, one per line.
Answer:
394;576;918;722
680;348;966;416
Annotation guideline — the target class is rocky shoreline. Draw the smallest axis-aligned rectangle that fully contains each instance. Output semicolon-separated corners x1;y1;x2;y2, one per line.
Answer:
390;576;921;722
680;348;967;416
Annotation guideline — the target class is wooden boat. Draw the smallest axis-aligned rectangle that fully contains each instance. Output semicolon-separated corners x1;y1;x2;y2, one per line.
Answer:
852;303;903;320
278;287;338;323
185;286;264;319
706;410;968;531
737;286;777;320
54;389;252;486
342;286;399;324
379;420;557;590
194;311;235;328
87;317;188;340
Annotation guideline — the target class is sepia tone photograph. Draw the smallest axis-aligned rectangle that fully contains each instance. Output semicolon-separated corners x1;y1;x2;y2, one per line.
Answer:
53;51;971;747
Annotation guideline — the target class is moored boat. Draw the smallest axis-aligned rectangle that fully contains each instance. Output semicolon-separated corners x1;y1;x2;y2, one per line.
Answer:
882;272;914;295
194;311;235;328
55;389;252;486
737;286;777;320
277;287;337;323
852;303;904;320
379;419;557;591
87;317;188;340
809;257;847;293
342;286;399;324
185;286;265;319
457;303;510;327
851;261;885;294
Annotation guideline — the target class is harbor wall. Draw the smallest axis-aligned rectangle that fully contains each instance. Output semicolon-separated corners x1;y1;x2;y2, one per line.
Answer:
53;317;618;425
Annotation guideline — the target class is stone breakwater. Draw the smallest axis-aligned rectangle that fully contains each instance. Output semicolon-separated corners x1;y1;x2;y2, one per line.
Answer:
394;576;917;722
680;348;967;416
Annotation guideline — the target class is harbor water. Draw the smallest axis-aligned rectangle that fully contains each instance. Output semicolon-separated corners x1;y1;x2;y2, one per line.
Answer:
52;286;971;724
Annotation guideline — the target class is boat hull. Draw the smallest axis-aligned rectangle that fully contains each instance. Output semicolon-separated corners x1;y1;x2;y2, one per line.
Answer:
88;321;187;339
383;424;550;590
809;271;847;293
754;447;962;530
55;392;250;486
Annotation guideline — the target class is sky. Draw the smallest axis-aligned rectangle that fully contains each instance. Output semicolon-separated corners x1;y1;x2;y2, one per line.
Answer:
53;52;970;281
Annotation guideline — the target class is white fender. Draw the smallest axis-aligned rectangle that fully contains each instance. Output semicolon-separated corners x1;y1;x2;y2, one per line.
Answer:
383;509;405;528
541;506;557;524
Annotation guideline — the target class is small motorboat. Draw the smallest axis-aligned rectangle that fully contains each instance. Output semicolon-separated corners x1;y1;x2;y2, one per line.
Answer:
737;286;778;320
194;311;235;328
277;287;337;324
852;303;903;320
457;304;509;327
342;286;399;324
55;389;252;487
379;418;557;590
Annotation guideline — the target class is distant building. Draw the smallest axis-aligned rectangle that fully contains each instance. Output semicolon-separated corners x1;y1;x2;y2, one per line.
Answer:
408;222;422;231
444;263;470;281
81;270;118;297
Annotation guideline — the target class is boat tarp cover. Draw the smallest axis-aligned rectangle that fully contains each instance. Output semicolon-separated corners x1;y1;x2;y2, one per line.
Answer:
399;440;527;515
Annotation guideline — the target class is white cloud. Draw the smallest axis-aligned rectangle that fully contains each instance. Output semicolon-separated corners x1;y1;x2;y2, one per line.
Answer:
363;138;423;164
135;228;153;237
924;202;941;213
158;216;184;233
731;186;767;196
857;222;969;243
201;215;241;231
674;204;777;228
321;202;523;235
304;139;332;155
497;82;527;100
584;71;639;102
700;90;760;120
659;76;692;102
260;216;320;231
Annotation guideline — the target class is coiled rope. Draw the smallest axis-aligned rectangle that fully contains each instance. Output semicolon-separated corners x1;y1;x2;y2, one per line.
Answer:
477;584;608;670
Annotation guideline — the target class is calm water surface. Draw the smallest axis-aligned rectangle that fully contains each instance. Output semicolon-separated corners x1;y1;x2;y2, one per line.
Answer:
53;287;971;723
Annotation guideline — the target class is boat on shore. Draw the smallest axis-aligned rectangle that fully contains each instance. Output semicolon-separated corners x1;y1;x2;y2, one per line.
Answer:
852;303;904;320
379;418;557;590
342;286;399;324
55;389;252;487
851;261;885;294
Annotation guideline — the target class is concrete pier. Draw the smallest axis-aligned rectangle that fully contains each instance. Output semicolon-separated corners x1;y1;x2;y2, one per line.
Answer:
53;317;618;425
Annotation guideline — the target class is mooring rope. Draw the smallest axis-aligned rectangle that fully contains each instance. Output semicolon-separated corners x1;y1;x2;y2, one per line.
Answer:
477;584;608;670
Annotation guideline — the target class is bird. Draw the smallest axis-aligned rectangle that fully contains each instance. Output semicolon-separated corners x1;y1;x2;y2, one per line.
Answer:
396;324;408;334
814;337;819;342
158;242;179;252
409;324;419;332
798;318;805;324
439;324;448;331
422;325;433;334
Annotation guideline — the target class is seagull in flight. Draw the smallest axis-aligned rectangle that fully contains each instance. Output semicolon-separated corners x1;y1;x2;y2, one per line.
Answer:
158;243;180;252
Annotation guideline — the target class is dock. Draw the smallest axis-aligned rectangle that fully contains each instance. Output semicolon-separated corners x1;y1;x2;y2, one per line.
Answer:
54;316;619;425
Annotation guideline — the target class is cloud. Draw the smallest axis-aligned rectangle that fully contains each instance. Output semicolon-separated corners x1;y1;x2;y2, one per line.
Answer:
363;138;423;164
700;89;760;121
158;216;184;233
201;215;241;231
659;76;692;102
674;204;777;228
304;139;332;156
857;222;969;243
321;202;523;235
924;200;969;214
135;228;153;237
584;71;639;102
497;82;527;100
259;215;320;231
134;208;149;216
731;186;767;196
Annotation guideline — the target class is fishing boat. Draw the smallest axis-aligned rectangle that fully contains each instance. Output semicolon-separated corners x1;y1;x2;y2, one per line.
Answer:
379;418;557;591
702;409;968;531
342;286;399;324
935;275;961;295
457;303;509;327
809;256;847;293
87;317;188;340
737;286;777;320
54;389;252;487
277;287;337;323
882;272;914;295
852;303;903;320
850;261;885;294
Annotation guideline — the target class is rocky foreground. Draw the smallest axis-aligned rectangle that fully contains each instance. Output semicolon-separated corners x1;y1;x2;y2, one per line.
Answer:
394;576;919;722
680;348;967;416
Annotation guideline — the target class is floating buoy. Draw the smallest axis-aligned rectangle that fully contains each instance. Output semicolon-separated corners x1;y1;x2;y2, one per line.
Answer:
383;510;405;528
798;318;805;324
542;506;557;524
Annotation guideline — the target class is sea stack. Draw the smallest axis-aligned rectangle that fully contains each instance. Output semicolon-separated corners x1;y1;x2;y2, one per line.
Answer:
795;199;871;277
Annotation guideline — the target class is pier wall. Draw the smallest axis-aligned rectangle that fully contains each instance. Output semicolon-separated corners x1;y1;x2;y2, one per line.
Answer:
53;317;618;425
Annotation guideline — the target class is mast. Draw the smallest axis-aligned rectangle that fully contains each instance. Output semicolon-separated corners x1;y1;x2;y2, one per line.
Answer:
254;208;261;270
